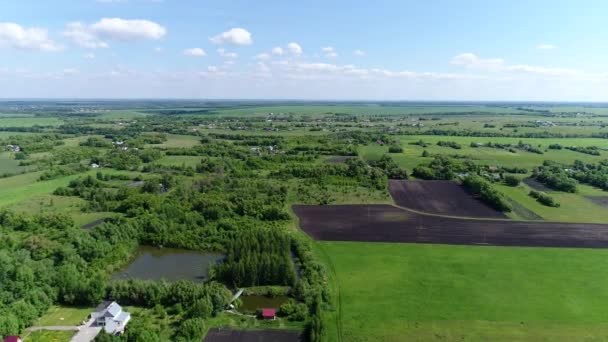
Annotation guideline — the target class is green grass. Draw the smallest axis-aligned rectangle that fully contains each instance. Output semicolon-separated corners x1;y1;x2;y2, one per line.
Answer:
36;306;92;326
156;155;201;167
497;183;608;223
152;134;201;148
25;330;75;342
0;117;63;127
320;241;608;341
359;135;608;171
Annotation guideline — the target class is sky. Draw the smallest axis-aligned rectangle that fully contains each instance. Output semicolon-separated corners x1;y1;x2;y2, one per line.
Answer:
1;0;607;101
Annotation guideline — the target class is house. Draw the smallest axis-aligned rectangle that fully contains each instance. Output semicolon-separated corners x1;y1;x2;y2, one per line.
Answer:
6;145;20;152
3;337;22;342
91;301;131;335
90;163;100;169
261;308;276;320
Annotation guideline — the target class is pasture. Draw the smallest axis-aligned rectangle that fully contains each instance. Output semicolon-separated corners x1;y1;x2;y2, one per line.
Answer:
319;241;608;341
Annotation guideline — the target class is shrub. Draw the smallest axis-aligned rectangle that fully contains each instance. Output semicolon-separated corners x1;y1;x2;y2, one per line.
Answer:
503;175;520;187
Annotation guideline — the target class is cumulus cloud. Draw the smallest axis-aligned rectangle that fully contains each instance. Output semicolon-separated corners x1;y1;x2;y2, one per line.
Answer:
91;18;166;41
63;18;166;48
209;28;252;45
450;53;505;71
287;42;302;55
255;53;271;60
271;46;284;55
63;22;108;49
354;49;365;56
0;22;61;51
537;43;556;50
451;52;580;77
183;48;206;57
217;48;237;58
322;46;337;58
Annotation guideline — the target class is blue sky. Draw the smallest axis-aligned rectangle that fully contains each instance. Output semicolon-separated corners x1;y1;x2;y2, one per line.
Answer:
1;0;607;100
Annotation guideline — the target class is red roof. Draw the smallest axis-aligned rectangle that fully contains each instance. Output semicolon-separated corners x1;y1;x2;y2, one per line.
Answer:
4;337;21;342
261;308;276;318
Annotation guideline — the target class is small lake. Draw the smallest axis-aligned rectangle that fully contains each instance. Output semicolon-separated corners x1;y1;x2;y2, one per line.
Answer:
240;295;290;313
113;246;224;282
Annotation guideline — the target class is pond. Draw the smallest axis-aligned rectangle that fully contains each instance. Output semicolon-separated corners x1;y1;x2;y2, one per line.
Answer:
239;295;290;313
113;246;224;282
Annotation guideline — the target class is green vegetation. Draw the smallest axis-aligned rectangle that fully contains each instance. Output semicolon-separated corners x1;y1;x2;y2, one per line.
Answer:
3;101;608;341
321;241;608;341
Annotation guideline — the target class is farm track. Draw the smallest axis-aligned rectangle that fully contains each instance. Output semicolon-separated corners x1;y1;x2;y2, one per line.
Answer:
294;204;608;248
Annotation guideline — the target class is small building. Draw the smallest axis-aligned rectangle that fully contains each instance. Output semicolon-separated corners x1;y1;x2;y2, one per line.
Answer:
90;163;100;169
6;145;20;152
91;301;131;335
261;308;276;320
3;337;22;342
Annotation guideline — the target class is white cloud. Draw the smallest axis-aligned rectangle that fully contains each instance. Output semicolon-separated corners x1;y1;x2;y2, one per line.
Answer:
451;52;580;77
271;47;284;56
537;43;556;50
154;46;163;52
287;42;302;55
209;27;252;45
91;18;166;41
321;46;338;58
354;49;365;56
0;22;61;51
63;22;108;49
183;48;206;57
83;53;96;59
63;18;165;48
255;53;271;60
217;48;237;58
450;53;505;71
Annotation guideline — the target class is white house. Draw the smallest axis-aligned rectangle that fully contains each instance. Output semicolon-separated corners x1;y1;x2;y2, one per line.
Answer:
91;301;131;335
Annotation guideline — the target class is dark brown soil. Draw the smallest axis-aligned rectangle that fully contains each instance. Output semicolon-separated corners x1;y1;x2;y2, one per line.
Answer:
388;180;507;218
204;328;302;342
293;204;608;248
324;156;355;164
523;178;552;192
586;196;608;207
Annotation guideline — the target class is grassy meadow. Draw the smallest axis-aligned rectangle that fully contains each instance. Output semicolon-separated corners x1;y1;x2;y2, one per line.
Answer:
319;241;608;342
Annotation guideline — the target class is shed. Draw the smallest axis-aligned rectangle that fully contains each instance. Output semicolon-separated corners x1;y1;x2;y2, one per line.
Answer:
261;308;276;320
4;337;23;342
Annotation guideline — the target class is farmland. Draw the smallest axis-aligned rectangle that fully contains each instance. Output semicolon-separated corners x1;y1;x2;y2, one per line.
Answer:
2;100;608;341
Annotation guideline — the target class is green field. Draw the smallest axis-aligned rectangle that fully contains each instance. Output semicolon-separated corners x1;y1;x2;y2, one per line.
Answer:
25;330;75;342
320;241;608;341
360;135;608;171
36;306;91;326
0;117;63;127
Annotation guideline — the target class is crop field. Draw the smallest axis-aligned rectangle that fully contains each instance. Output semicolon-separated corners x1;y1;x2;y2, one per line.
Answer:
204;328;303;342
319;242;608;341
388;179;506;218
294;205;608;248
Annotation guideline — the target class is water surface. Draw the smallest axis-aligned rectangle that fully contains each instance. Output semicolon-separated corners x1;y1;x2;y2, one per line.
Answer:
113;246;223;282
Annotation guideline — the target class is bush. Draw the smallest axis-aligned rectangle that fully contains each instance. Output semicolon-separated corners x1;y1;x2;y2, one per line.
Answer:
503;175;520;186
529;190;560;207
462;175;511;212
388;145;403;153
